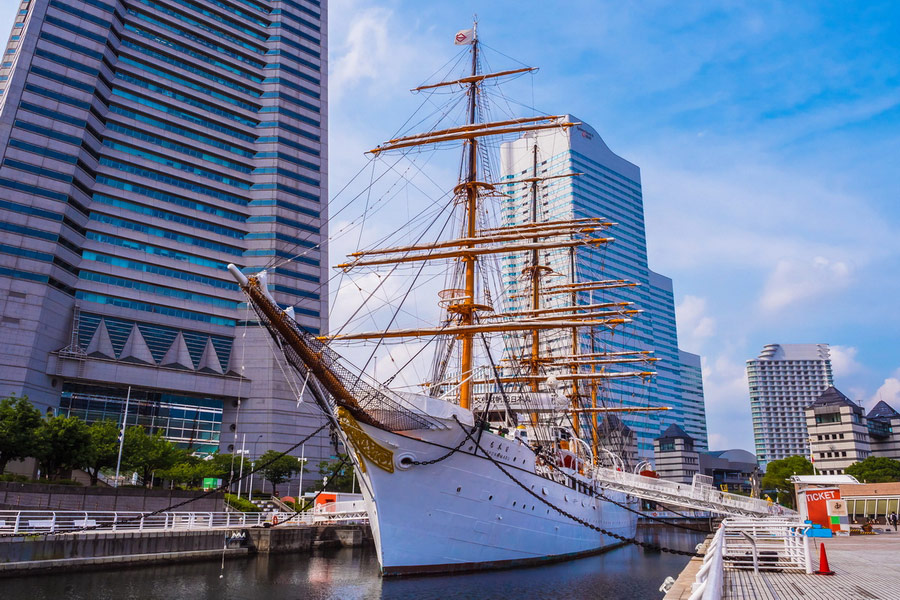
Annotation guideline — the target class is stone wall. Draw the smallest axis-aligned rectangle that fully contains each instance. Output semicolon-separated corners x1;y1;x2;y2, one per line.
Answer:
0;482;223;512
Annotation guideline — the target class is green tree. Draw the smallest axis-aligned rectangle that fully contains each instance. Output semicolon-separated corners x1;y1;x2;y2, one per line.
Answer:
317;453;354;492
0;395;42;474
761;455;814;509
157;452;236;488
35;415;92;480
83;419;121;485
121;427;184;486
258;449;306;497
157;457;207;488
846;456;900;483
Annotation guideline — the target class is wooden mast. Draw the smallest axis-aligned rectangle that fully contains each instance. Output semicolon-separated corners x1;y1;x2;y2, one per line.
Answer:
568;247;581;439
528;143;542;415
459;24;479;410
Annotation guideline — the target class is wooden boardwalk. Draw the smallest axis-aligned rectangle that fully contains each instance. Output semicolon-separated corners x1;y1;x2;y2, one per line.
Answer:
724;533;900;600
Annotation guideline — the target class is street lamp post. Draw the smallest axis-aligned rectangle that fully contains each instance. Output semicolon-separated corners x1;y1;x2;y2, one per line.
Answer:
249;434;263;503
236;434;247;499
297;444;306;509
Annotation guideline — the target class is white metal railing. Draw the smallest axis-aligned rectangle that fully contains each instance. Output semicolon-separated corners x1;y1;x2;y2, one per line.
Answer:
0;504;372;535
687;518;811;600
0;510;274;534
689;525;725;600
720;518;811;575
591;466;795;518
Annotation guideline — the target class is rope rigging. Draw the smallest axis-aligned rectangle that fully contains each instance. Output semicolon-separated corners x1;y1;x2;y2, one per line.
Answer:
450;417;703;556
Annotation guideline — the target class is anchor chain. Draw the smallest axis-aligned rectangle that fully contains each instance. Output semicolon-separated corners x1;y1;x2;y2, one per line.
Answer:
453;417;702;557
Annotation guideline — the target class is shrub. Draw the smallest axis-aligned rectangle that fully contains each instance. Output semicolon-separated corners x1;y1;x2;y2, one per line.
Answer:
225;493;260;513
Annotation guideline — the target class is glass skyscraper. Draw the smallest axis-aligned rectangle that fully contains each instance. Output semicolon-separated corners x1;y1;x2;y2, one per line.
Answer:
499;119;708;457
0;0;329;459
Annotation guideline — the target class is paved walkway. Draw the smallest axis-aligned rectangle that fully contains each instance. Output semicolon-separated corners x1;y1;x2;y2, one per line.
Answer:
724;532;900;600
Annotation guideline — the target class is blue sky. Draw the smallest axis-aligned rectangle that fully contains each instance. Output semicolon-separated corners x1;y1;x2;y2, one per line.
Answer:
325;0;900;452
3;1;898;452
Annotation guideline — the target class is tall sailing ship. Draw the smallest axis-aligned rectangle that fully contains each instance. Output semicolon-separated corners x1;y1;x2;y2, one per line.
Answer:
228;25;666;575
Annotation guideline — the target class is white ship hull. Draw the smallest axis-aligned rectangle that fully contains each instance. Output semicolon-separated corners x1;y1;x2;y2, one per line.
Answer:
342;415;639;575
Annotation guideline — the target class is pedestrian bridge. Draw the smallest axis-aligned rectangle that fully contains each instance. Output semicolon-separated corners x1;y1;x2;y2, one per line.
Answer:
591;468;795;519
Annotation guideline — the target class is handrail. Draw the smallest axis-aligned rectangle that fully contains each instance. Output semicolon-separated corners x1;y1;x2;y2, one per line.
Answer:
0;508;369;534
688;526;725;600
686;516;812;600
591;465;795;518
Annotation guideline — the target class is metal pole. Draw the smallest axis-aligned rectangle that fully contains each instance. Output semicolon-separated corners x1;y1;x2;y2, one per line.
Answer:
237;433;246;499
298;444;305;509
114;386;132;488
249;434;263;503
248;462;254;503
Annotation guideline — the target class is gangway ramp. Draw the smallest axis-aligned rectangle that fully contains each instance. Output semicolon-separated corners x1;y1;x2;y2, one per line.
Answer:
593;468;795;518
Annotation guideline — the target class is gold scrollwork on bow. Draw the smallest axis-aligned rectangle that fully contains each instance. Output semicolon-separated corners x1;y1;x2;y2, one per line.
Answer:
336;407;395;473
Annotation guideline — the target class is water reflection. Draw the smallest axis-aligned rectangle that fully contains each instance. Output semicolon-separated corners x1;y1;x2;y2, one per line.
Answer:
0;527;705;600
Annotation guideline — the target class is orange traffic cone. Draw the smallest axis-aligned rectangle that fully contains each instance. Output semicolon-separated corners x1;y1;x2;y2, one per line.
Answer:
815;542;835;576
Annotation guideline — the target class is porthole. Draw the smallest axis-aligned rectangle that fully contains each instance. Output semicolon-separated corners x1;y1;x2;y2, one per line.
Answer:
456;487;462;493
513;501;517;506
396;453;416;470
488;495;493;501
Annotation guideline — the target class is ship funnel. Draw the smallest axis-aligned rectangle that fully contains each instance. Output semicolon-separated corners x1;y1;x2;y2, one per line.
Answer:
227;264;249;287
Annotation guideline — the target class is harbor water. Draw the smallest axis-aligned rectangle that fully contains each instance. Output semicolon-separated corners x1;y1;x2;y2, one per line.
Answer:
0;527;706;600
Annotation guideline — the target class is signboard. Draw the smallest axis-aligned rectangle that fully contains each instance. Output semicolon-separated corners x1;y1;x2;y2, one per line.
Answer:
828;499;848;516
803;488;841;531
225;529;249;549
202;477;222;491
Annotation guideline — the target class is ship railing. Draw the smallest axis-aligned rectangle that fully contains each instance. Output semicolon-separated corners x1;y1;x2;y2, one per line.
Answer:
688;518;812;600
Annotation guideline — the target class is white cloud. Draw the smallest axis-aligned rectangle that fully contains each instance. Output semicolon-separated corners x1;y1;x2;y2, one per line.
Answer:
329;4;394;98
870;369;900;407
758;256;852;312
829;345;862;379
675;295;715;351
329;1;442;104
708;432;728;449
699;353;753;451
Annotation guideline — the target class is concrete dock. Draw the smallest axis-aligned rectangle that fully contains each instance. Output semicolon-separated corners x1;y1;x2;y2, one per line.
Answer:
0;524;372;576
667;532;900;600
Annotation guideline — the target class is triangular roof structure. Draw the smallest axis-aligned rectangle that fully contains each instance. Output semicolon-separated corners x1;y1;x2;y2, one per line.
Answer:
161;332;194;370
808;386;859;409
867;400;900;421
119;325;155;365
197;338;223;374
85;319;115;359
657;423;693;441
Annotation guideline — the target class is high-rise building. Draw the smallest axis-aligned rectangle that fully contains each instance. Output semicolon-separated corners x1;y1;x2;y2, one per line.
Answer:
499;119;708;457
679;349;708;450
0;0;329;462
747;343;833;467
